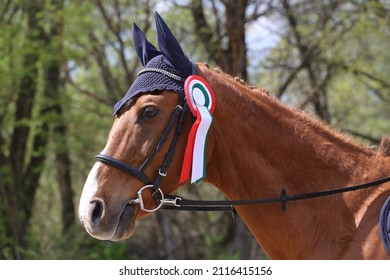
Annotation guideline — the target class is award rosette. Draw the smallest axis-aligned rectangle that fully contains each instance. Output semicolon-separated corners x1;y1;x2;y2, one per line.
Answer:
180;75;216;184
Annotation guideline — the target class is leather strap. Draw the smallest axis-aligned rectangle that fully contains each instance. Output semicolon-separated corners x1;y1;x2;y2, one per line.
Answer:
161;177;390;213
95;154;152;185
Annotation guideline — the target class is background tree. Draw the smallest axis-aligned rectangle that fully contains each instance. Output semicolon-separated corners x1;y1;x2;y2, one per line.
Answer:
259;0;390;138
187;0;274;258
0;0;72;259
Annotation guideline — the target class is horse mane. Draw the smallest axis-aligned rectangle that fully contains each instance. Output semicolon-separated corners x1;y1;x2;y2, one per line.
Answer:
379;135;390;157
198;62;376;159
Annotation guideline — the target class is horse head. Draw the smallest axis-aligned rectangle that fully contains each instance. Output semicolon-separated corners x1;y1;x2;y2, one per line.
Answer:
78;13;196;241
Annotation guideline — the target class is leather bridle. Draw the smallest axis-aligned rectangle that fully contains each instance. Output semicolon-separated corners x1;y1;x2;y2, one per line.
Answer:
95;96;189;212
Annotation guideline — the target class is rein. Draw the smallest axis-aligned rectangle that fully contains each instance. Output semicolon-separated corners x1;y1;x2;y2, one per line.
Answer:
162;176;390;213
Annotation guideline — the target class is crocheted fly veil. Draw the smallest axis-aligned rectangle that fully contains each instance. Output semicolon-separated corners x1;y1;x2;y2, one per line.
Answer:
113;12;197;115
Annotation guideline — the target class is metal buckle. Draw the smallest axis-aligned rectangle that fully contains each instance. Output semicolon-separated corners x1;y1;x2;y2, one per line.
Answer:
129;185;181;212
161;196;182;207
159;168;167;177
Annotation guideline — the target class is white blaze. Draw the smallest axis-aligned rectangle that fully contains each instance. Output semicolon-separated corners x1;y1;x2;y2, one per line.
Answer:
78;162;101;221
79;115;121;221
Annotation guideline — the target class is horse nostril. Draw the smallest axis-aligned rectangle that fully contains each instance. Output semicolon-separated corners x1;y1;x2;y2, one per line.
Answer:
88;200;104;226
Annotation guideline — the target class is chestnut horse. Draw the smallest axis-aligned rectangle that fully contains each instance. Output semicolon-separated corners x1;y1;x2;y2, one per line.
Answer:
79;13;390;259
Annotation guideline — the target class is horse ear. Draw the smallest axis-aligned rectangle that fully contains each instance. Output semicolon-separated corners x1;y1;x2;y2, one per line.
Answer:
155;12;188;69
133;23;161;66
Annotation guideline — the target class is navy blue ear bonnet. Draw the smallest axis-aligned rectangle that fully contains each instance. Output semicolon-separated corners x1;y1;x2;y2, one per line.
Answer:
114;12;197;116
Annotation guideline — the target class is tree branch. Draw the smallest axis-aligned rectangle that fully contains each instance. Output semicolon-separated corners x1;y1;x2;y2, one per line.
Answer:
276;44;318;98
94;0;133;82
191;0;222;63
65;66;113;106
88;31;122;102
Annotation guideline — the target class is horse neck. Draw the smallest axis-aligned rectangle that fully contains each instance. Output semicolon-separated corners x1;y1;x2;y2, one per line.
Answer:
198;65;387;259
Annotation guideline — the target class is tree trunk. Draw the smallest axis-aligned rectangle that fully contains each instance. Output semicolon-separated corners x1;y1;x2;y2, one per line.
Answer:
156;211;175;259
191;0;259;258
48;0;75;233
0;0;73;259
1;0;47;259
191;0;248;79
224;0;248;79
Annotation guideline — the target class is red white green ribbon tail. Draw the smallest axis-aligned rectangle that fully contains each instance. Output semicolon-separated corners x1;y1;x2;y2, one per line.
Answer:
180;75;215;184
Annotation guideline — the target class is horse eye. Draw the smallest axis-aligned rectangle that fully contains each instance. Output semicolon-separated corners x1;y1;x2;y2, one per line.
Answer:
141;106;159;120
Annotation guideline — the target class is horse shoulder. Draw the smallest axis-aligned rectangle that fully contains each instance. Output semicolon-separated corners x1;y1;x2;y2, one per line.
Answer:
341;190;390;259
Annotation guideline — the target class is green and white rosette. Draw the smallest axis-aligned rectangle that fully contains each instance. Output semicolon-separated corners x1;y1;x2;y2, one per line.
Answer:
180;75;216;184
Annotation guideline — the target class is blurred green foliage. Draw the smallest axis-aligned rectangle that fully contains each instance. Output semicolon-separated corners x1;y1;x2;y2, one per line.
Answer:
0;0;389;259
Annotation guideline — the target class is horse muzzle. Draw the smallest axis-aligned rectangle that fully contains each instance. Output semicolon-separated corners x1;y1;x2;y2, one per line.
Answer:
78;162;138;241
79;198;137;241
